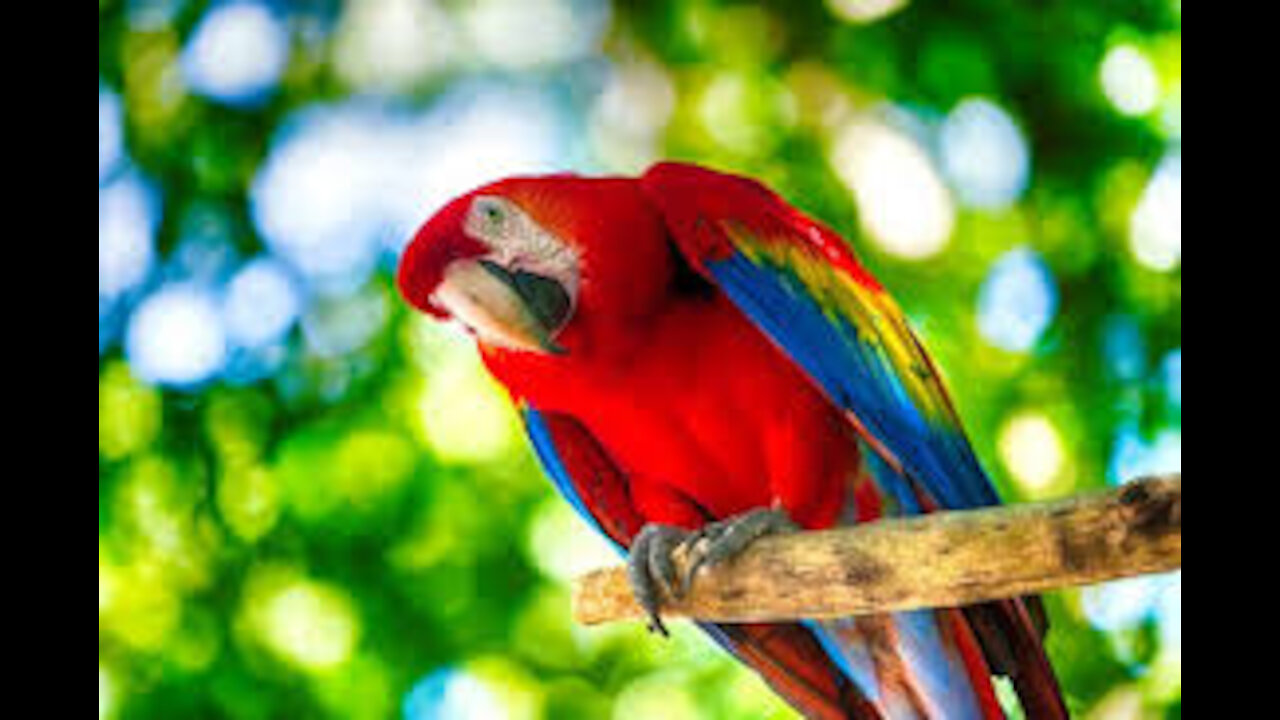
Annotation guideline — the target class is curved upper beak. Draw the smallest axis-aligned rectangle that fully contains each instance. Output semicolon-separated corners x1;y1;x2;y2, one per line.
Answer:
432;259;570;355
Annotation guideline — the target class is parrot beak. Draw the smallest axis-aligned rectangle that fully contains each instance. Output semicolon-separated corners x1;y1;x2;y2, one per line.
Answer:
433;259;571;355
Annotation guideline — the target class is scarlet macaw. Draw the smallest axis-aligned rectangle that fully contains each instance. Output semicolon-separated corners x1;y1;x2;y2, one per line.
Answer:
398;163;1066;719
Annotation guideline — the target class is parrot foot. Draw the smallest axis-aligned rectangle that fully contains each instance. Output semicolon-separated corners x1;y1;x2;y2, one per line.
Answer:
679;507;797;597
627;524;690;638
627;509;797;637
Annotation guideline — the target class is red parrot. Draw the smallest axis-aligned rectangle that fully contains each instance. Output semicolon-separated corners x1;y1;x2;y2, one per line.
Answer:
398;163;1066;719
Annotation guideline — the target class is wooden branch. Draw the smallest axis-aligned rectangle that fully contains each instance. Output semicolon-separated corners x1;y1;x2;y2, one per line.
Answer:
572;475;1181;626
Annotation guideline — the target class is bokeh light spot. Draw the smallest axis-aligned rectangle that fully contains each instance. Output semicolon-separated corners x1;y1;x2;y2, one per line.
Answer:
525;497;619;582
100;549;121;615
1161;349;1182;407
302;286;390;359
1102;315;1147;381
697;72;796;155
940;98;1031;210
1108;425;1181;484
99;362;163;460
612;70;680;132
126;284;228;387
332;0;457;91
1155;573;1182;655
978;248;1058;352
997;412;1069;496
1082;573;1177;632
614;672;702;720
833;119;955;260
217;464;282;543
181;1;289;105
460;0;609;70
416;334;520;464
247;570;360;672
264;585;357;670
120;456;200;564
224;258;301;348
1130;153;1182;272
404;669;506;720
122;27;188;132
251;106;391;290
332;430;417;507
590;60;676;171
99;173;160;300
1101;45;1161;117
100;86;123;184
102;556;184;652
826;0;909;24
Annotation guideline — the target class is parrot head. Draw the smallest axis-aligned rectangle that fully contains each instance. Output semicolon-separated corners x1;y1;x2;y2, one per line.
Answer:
398;176;674;356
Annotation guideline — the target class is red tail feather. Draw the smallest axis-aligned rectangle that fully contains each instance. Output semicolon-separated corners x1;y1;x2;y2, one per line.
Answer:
714;623;883;720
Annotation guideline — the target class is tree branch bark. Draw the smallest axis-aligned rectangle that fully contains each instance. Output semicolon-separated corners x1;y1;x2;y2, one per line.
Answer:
571;475;1181;626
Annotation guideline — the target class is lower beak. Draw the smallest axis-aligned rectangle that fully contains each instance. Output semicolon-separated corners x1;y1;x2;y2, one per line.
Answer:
433;259;569;355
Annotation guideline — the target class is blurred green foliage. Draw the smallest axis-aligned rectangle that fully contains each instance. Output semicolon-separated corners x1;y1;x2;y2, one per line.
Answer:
100;0;1181;718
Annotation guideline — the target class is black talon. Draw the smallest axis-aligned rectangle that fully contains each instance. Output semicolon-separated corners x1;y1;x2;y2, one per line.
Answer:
628;511;795;635
627;524;689;638
681;508;797;596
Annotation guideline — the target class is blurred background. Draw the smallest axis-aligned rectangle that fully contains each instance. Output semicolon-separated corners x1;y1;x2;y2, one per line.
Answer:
98;0;1181;718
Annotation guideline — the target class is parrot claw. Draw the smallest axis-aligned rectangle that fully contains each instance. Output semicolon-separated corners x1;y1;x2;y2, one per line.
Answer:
628;524;691;638
679;507;797;597
627;510;796;636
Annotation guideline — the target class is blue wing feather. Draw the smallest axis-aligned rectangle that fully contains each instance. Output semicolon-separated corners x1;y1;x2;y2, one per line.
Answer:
522;407;607;537
708;252;999;511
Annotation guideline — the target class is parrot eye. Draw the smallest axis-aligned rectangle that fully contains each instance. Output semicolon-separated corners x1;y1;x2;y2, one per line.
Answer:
470;197;509;237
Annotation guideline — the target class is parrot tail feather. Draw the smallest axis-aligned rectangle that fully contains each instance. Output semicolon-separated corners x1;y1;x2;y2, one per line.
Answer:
808;609;1005;720
700;622;885;720
699;610;1011;719
963;600;1069;720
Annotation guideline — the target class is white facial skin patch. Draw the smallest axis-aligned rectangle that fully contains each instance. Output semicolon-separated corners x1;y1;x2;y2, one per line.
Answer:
463;196;580;302
430;196;579;353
